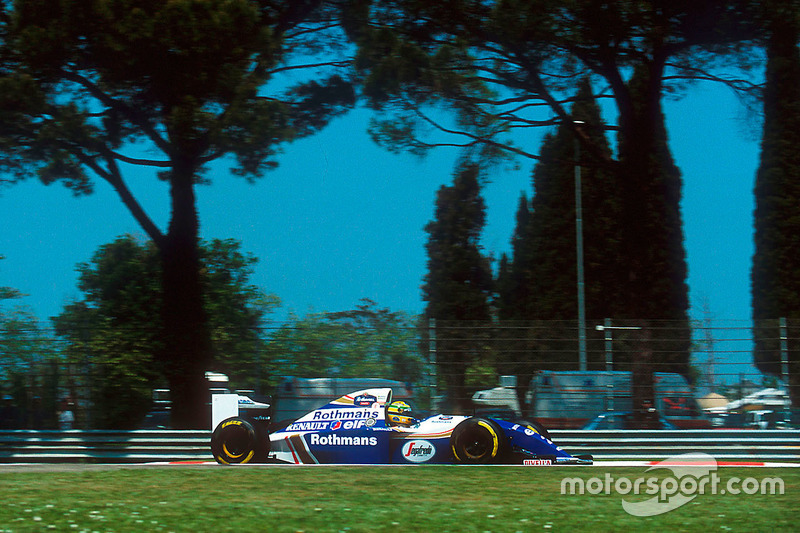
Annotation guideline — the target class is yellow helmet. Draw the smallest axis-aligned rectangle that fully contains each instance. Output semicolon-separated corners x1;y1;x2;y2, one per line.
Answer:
387;401;416;427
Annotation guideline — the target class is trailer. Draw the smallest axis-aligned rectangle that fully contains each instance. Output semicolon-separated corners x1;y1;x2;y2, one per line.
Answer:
473;371;709;429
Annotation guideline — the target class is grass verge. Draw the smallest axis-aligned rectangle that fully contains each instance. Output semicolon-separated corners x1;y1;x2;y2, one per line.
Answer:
0;465;797;532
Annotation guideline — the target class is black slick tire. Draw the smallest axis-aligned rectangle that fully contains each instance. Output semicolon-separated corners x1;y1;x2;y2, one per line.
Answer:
211;417;262;465
451;417;509;464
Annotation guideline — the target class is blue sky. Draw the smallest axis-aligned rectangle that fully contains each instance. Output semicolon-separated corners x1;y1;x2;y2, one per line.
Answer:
0;79;762;381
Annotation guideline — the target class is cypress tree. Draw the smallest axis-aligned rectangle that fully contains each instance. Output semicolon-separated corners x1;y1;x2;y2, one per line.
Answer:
496;194;531;321
423;162;493;412
498;78;691;419
752;4;800;406
502;80;622;369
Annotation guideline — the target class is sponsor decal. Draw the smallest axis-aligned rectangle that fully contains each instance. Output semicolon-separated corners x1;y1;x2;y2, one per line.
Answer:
353;394;378;407
289;420;373;432
309;434;378;447
402;440;435;463
287;421;330;432
330;420;370;430
312;409;380;421
524;459;553;466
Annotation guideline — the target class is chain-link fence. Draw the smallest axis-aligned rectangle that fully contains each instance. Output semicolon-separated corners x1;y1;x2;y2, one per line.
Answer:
1;318;797;430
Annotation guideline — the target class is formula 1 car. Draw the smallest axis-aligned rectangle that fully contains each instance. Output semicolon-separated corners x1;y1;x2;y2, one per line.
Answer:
210;388;592;465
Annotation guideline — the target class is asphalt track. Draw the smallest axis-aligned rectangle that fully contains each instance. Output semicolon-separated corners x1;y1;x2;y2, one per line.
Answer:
2;460;799;472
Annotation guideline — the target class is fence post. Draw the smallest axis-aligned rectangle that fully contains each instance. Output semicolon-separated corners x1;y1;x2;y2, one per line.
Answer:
780;317;789;386
604;318;613;410
603;318;613;372
428;318;437;410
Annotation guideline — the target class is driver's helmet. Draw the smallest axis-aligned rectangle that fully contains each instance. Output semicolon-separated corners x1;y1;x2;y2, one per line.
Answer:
387;401;417;427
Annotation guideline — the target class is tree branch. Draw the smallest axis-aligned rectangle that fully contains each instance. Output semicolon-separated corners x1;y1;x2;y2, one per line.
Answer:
111;152;172;167
61;70;172;157
100;154;166;248
52;136;166;246
663;62;764;94
263;60;352;77
405;103;542;160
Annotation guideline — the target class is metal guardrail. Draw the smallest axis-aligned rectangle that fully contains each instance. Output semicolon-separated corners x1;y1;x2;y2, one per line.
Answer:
551;429;800;462
0;430;212;463
0;429;798;463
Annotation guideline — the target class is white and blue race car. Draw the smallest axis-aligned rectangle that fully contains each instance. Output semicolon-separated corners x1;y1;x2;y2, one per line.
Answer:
210;387;592;466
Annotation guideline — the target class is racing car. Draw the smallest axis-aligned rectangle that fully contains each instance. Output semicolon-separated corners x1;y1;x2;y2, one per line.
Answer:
210;387;592;465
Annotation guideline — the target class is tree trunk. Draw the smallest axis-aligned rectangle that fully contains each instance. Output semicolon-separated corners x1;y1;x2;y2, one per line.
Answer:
616;60;692;404
630;323;656;429
616;62;665;318
160;159;212;429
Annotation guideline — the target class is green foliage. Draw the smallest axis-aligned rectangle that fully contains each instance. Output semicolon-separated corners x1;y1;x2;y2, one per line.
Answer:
0;304;46;383
355;1;763;164
0;0;359;186
267;299;423;385
353;1;751;388
423;163;492;321
423;162;493;410
53;235;279;428
0;258;58;428
496;82;621;377
0;0;360;427
752;4;800;406
199;238;281;389
0;255;23;301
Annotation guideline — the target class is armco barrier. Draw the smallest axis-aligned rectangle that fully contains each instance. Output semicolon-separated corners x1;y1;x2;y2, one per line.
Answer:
550;429;800;462
0;430;212;463
0;429;798;463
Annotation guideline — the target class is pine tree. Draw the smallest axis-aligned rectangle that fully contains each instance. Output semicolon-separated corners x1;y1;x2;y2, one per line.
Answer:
423;162;493;412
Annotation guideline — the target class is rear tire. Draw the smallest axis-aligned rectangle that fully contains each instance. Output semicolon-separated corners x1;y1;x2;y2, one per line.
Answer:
211;417;266;464
451;418;508;464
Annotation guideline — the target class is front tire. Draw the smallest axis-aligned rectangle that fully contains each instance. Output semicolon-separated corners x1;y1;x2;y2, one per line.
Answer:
211;417;266;464
516;419;552;440
451;418;508;464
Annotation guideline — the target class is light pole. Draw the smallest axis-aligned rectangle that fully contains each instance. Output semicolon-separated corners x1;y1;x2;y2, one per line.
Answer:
574;121;586;371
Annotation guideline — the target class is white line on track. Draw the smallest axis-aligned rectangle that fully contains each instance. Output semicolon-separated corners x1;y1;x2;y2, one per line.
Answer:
142;461;800;468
